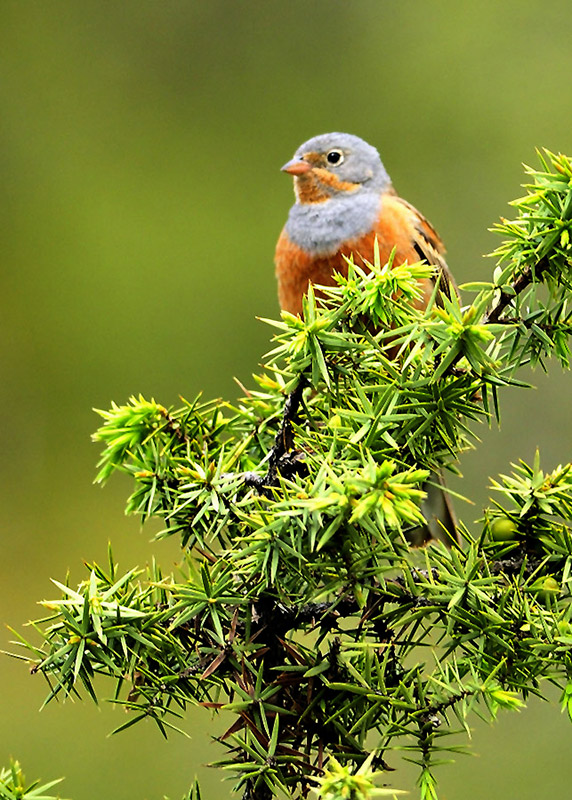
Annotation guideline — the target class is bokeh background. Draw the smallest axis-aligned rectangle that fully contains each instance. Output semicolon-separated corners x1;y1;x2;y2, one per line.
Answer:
2;2;572;798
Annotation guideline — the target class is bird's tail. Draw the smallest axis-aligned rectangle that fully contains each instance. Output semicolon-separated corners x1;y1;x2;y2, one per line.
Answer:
406;470;458;547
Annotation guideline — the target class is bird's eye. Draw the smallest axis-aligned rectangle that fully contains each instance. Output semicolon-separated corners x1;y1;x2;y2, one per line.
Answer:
326;149;344;165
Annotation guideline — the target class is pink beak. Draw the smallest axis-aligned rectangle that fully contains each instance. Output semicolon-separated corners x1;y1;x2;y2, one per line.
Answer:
281;158;313;176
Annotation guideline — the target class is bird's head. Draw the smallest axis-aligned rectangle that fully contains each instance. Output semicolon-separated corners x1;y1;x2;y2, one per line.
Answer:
281;133;391;204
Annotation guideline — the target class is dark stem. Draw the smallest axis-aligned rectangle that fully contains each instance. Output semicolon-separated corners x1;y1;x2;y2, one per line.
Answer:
244;377;307;493
242;779;273;800
159;407;192;444
483;256;550;325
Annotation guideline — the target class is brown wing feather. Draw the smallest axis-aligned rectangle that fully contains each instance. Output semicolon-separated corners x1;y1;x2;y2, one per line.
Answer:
390;196;458;298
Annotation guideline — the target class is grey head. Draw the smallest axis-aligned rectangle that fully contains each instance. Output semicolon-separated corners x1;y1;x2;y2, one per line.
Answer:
281;133;392;256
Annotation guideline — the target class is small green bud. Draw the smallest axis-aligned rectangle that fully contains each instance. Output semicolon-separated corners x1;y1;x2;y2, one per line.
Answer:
490;517;518;541
543;577;560;593
538;577;560;604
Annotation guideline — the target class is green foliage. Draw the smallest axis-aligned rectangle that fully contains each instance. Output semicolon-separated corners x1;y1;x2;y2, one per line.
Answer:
489;149;572;369
0;761;65;800
166;779;203;800
313;754;402;800
9;151;572;800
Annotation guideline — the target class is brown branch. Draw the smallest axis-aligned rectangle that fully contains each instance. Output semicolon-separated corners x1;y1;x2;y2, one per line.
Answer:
158;407;193;444
483;256;550;325
243;377;307;493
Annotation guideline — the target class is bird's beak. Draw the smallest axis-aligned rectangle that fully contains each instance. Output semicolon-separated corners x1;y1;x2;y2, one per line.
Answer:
281;158;313;176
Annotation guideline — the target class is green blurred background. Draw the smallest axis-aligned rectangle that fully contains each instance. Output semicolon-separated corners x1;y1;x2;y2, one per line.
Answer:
2;1;572;797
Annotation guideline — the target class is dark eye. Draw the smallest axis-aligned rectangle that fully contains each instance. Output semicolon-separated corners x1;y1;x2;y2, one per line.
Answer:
326;149;344;165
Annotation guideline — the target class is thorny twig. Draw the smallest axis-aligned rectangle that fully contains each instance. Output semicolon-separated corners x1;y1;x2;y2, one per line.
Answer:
243;377;307;493
484;257;550;325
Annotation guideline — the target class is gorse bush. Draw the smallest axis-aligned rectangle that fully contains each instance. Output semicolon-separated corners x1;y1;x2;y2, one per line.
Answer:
6;151;572;800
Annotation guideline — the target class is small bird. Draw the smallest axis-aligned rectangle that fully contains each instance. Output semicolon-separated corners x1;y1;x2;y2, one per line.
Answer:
275;132;455;316
275;132;457;545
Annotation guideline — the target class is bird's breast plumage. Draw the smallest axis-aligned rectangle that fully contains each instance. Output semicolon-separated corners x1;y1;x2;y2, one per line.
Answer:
283;190;383;257
275;191;445;316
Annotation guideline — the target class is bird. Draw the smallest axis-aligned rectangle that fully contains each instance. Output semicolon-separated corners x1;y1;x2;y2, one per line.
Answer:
275;132;456;316
274;132;457;545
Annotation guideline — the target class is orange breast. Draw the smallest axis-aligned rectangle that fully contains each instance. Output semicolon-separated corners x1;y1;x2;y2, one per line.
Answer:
275;193;428;317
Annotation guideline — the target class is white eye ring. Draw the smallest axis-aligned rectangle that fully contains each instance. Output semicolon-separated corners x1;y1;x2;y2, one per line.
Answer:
326;149;344;166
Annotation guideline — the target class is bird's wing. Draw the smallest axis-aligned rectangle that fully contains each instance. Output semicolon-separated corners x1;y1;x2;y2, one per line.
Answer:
389;195;458;298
